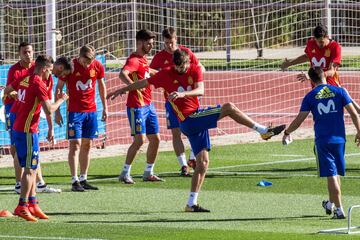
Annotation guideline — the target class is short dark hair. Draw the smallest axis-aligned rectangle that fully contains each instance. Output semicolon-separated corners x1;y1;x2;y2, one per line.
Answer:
79;45;96;60
136;29;156;41
308;67;324;84
18;42;32;51
35;54;54;69
162;27;176;39
173;49;189;66
55;56;73;72
313;25;328;39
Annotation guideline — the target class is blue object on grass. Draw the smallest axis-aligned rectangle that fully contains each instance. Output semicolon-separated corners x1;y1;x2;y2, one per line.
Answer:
257;180;272;187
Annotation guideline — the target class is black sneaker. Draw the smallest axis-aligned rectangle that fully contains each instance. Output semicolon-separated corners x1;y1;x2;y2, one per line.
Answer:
322;200;333;215
332;209;346;219
261;124;286;140
80;180;99;190
185;204;210;212
180;166;191;177
71;181;85;192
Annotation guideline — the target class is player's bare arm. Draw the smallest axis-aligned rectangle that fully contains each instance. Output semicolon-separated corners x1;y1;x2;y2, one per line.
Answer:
281;54;309;70
149;68;158;76
107;79;149;101
323;62;339;78
41;92;68;115
168;81;204;101
45;113;54;144
282;111;309;143
54;79;66;126
119;69;134;85
344;103;360;146
98;77;108;121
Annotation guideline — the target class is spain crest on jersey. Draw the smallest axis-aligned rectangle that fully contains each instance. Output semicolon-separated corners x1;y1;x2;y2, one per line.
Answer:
188;76;193;85
325;49;331;57
90;69;96;78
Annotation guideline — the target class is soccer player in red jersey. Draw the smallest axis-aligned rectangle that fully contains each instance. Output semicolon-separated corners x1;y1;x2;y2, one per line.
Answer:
4;55;68;221
55;45;107;192
115;29;162;184
107;49;285;212
281;25;360;112
5;42;71;194
150;27;204;176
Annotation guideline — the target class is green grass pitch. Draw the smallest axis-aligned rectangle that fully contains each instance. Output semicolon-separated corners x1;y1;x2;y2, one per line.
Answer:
1;137;360;240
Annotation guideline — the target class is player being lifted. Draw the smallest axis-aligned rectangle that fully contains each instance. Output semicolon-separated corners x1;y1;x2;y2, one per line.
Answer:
55;45;107;192
115;29;163;184
5;55;68;221
282;67;360;219
150;27;203;176
280;24;360;112
107;49;285;212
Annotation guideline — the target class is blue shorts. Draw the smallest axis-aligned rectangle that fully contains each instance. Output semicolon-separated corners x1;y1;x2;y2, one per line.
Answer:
180;105;221;156
315;142;345;177
13;130;39;169
67;112;98;139
165;101;180;129
5;103;16;145
127;103;159;136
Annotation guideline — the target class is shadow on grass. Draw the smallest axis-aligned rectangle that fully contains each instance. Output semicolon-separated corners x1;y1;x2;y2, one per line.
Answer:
66;214;327;224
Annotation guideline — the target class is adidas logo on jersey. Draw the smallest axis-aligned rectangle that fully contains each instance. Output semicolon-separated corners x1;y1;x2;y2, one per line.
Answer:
315;86;335;99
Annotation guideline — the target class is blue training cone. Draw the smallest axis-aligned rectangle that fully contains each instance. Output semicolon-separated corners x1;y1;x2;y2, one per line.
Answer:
257;180;272;187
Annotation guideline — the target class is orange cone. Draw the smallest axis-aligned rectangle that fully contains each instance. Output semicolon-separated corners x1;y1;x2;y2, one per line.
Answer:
0;209;14;218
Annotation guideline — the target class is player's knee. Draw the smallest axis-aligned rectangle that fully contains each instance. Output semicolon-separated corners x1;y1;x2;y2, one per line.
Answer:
222;102;236;114
133;135;145;148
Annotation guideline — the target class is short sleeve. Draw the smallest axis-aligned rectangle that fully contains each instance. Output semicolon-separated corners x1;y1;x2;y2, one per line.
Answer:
331;42;341;65
300;94;311;112
122;57;139;74
341;88;353;107
36;81;50;102
192;65;203;83
97;61;105;79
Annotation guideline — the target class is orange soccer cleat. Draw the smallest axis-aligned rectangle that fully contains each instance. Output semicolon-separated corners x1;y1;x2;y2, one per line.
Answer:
28;203;49;220
14;205;38;222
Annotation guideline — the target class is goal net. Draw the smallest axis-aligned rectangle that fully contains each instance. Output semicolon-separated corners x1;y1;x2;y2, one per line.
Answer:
0;0;359;162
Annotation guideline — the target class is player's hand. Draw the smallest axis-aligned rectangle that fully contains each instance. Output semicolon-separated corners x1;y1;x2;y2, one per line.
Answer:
9;91;18;100
355;132;360;147
296;72;309;82
60;92;69;101
55;111;63;127
107;89;124;100
47;130;54;145
101;109;107;122
282;133;293;145
168;91;185;101
280;58;290;71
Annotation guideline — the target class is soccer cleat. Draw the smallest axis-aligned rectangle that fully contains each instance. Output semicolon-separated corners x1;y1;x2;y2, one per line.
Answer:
322;200;334;215
28;203;49;220
260;124;286;140
80;180;99;190
36;184;62;193
332;210;346;219
187;159;196;170
14;205;38;222
119;174;135;184
143;174;165;182
71;181;85;192
185;204;210;213
14;184;21;194
180;166;191;177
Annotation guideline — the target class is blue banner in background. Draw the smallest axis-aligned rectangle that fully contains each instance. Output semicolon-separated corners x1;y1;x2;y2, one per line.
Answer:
0;55;106;145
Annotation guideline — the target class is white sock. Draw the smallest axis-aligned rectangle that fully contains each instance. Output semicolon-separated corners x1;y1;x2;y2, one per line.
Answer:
252;123;268;134
189;150;195;160
187;192;199;207
177;153;187;167
326;201;334;210
122;164;132;176
145;163;154;175
79;174;87;182
37;180;45;186
71;176;79;184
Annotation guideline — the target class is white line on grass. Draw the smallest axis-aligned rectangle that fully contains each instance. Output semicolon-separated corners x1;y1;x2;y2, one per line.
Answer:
271;154;305;157
0;236;105;240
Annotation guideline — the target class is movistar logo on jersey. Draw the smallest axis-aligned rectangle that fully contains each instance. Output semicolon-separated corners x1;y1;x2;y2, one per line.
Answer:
76;79;92;91
317;99;337;115
315;86;335;99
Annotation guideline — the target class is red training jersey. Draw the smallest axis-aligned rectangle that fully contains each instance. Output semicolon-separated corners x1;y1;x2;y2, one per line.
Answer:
4;61;35;105
61;58;104;112
13;75;49;133
304;38;341;87
147;64;203;121
122;53;152;108
9;66;53;114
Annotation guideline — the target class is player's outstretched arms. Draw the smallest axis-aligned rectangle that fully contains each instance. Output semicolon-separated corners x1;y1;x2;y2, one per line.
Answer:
296;71;310;82
107;79;150;101
280;54;309;71
41;93;69;115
